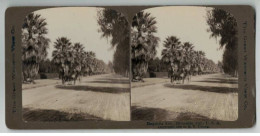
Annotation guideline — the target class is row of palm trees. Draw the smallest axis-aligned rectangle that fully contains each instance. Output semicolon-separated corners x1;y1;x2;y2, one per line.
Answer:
22;8;235;84
22;13;110;84
161;36;220;84
52;37;110;84
130;10;228;82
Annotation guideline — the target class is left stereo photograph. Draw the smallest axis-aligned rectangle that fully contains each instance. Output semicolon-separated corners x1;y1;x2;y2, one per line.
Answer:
21;7;131;122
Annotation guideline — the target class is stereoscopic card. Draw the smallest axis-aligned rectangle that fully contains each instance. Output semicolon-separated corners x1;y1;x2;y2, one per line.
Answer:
5;5;255;129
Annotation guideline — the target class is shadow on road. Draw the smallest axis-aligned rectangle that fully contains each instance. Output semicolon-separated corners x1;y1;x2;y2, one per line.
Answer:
56;85;129;94
131;106;217;121
195;80;237;84
23;108;103;122
88;79;129;84
131;106;170;121
199;77;238;84
164;84;238;93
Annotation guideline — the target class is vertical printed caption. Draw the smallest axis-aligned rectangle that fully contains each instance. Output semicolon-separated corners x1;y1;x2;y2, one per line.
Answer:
11;25;17;113
242;21;248;111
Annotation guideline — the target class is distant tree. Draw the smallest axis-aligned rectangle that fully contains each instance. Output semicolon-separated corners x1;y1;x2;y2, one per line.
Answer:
73;43;86;78
147;57;171;73
193;51;206;75
182;42;194;70
84;51;96;76
203;58;219;74
22;13;50;83
107;61;114;73
148;57;160;72
39;59;58;73
217;61;223;73
131;11;160;81
39;59;51;73
94;59;107;74
97;9;130;77
159;59;169;72
206;8;238;76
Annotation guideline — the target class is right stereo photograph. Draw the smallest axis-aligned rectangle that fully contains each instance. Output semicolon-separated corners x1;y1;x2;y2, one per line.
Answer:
130;6;238;121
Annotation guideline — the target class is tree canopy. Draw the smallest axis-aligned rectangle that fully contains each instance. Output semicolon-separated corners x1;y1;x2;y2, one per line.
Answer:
97;9;130;76
52;37;111;84
131;11;160;81
22;13;50;82
207;8;238;76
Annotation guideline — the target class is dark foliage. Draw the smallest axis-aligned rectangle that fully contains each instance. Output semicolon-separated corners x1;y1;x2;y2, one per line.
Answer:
97;9;130;77
131;11;160;81
207;8;238;76
39;59;59;73
22;13;50;82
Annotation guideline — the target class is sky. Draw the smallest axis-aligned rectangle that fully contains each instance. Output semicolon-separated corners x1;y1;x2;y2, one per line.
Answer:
33;6;224;64
144;6;224;63
34;7;114;64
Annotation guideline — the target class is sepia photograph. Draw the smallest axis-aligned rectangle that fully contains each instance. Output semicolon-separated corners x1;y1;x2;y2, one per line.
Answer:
21;7;130;121
131;6;238;121
4;4;257;129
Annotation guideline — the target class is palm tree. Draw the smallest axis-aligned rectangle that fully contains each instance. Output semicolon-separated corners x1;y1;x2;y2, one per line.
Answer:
161;36;183;66
73;43;85;80
131;11;160;81
182;42;194;65
52;37;74;84
21;13;50;83
196;51;206;75
181;42;195;81
84;51;96;76
161;36;186;83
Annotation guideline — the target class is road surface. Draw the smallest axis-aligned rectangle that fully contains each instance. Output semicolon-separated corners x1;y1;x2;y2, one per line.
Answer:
131;73;238;121
22;74;130;121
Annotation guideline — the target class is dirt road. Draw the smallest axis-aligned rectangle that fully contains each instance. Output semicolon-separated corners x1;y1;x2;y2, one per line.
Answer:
131;73;238;121
22;74;130;121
